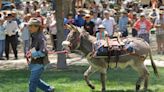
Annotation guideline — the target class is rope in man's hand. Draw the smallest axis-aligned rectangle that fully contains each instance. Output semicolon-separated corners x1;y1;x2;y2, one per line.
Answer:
25;50;68;64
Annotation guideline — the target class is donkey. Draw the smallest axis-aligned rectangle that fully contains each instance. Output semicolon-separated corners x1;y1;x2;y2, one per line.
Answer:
62;25;159;92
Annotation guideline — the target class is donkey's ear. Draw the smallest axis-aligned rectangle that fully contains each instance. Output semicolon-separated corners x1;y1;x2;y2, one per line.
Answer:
66;24;73;31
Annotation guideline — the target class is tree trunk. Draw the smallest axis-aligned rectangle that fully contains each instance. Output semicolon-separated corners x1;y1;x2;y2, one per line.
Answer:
55;0;67;69
52;0;56;10
63;0;71;17
0;0;2;9
72;0;76;16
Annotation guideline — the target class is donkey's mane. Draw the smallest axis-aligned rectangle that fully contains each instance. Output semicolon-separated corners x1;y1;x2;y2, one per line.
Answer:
75;26;96;44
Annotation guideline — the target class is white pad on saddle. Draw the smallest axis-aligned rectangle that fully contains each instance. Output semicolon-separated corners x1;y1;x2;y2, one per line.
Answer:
62;41;70;47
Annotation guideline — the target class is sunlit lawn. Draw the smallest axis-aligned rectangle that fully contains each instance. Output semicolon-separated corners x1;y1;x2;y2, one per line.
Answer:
0;65;164;92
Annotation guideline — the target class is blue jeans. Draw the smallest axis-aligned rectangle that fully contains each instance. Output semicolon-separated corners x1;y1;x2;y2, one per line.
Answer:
23;40;30;55
0;40;5;57
29;64;51;92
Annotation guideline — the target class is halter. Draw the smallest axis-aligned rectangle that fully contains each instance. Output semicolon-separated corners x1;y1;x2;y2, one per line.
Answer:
69;27;81;50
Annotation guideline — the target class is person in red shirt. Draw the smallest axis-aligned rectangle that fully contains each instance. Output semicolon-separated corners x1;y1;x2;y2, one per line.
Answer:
133;13;153;43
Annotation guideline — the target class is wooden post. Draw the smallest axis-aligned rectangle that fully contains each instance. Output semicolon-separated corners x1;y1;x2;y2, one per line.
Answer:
0;0;2;9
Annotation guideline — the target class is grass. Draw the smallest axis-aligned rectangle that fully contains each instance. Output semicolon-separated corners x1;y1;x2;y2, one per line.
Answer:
0;65;164;92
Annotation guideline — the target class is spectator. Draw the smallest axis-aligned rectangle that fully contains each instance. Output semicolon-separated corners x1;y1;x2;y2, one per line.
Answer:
131;12;138;37
0;18;5;60
75;9;85;27
49;11;57;50
40;1;49;16
132;2;140;13
151;0;158;9
65;13;75;25
20;14;31;57
154;11;164;54
4;13;19;60
90;1;97;12
128;8;133;20
32;1;39;11
83;14;95;36
133;13;153;43
99;2;110;18
11;11;21;25
24;1;33;14
149;8;159;24
34;9;45;31
91;11;102;32
118;11;129;37
64;19;70;40
102;10;116;38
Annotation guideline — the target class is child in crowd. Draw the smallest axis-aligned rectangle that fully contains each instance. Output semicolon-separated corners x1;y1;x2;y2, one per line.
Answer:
93;25;108;56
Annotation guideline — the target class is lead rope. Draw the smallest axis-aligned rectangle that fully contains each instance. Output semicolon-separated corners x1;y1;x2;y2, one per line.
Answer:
26;50;68;64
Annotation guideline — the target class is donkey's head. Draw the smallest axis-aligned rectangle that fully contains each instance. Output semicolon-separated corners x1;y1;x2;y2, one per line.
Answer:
62;25;82;51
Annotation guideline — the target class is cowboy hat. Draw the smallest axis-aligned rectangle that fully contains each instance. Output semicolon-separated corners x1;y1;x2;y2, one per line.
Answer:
98;25;105;29
28;18;41;26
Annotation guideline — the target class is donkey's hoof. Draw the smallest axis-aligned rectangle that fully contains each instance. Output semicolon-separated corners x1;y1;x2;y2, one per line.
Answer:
89;84;95;89
143;88;148;92
101;89;106;92
135;90;139;92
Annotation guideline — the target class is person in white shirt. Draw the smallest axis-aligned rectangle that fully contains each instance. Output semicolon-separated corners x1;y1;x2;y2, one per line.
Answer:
40;1;49;16
20;14;31;57
3;13;19;60
48;12;57;50
102;10;116;38
154;12;164;54
91;11;102;32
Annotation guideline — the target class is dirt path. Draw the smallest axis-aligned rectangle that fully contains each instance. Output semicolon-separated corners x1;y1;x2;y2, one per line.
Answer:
0;53;163;70
0;34;163;70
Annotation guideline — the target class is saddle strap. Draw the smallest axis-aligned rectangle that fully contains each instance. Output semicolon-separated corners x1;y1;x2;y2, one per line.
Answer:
114;50;120;68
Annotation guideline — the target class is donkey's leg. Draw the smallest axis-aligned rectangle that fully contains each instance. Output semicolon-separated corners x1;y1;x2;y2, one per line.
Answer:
143;66;149;91
100;72;107;92
132;64;149;92
84;66;96;89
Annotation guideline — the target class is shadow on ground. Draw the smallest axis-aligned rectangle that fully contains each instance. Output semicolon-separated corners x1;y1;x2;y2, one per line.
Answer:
92;89;155;92
0;65;163;92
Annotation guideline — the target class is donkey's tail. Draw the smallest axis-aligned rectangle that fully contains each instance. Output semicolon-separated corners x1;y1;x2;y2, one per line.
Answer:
149;49;159;78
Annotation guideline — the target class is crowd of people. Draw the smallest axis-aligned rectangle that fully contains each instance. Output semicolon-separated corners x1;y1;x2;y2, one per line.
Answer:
0;0;164;61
